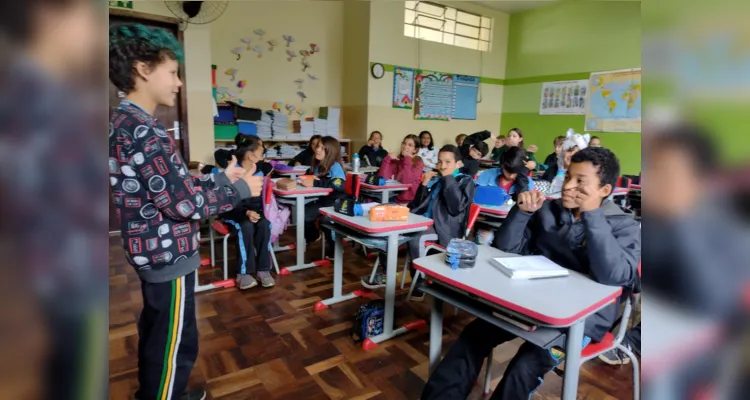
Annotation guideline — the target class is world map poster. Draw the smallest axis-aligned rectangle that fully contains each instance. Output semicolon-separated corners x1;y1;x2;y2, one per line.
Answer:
585;69;641;132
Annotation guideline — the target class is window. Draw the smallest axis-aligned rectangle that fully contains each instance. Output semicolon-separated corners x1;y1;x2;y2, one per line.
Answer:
404;1;492;51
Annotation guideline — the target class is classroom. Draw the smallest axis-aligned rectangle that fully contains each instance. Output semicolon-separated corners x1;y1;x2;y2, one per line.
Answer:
108;1;642;399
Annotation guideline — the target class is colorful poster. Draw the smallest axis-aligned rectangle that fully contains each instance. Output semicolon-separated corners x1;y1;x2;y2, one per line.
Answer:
414;70;453;121
539;80;588;115
452;75;479;120
585;68;641;132
392;67;414;109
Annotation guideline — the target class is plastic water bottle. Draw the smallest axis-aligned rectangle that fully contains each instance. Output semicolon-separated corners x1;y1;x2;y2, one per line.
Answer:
352;153;360;174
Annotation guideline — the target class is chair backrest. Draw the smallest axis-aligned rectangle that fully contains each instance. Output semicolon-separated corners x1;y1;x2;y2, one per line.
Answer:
263;175;273;206
463;203;482;239
345;172;361;198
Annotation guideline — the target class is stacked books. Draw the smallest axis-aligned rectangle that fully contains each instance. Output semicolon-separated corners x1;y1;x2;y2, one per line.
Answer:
300;120;314;137
313;118;327;136
489;256;569;279
278;143;301;159
257;112;273;139
271;111;288;136
326;107;340;138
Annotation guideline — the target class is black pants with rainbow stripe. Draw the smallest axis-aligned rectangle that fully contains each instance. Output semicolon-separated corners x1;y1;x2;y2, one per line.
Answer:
136;272;197;400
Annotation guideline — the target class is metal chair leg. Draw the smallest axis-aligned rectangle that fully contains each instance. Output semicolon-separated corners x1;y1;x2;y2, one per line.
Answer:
618;344;640;400
210;220;216;266
368;256;380;284
399;255;408;289
222;234;229;280
269;242;280;275
406;270;422;301
484;348;494;395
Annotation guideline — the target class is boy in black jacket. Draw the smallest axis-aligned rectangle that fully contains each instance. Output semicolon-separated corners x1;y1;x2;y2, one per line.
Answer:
458;130;491;176
109;24;264;400
541;135;565;181
407;145;476;300
421;147;640;399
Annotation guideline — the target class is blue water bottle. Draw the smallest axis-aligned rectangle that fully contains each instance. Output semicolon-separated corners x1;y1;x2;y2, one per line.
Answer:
352;153;360;174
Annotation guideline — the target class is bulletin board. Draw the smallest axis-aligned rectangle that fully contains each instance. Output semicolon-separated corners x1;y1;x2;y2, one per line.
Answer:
411;69;479;121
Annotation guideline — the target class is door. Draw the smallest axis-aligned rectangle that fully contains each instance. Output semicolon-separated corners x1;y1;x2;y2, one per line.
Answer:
109;10;190;232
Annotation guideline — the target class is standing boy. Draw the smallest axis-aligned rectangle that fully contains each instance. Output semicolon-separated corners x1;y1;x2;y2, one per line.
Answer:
109;24;263;400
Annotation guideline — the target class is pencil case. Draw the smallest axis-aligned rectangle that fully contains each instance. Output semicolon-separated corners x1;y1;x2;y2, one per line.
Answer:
334;196;363;216
364;173;385;186
473;186;510;206
445;239;478;270
369;204;409;221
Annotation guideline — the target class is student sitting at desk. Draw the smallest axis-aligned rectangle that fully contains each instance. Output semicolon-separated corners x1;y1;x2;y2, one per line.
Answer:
377;134;424;204
473;146;534;244
548;128;590;194
301;136;347;258
406;145;476;300
491;128;537;171
417;130;438;169
288;134;322;167
421;147;640;400
358;130;388;168
458;130;491;177
540;135;566;182
220;138;275;289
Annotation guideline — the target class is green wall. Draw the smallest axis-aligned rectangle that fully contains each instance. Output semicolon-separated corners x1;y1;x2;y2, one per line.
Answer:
500;1;642;174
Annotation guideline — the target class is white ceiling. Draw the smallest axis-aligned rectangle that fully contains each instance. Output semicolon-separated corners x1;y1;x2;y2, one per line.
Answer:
471;0;558;14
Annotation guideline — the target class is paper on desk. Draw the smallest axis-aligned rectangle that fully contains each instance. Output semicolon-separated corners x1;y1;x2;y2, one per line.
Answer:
360;202;379;214
490;255;569;279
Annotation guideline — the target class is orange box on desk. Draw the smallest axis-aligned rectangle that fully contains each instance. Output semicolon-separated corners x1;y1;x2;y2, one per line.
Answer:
369;205;409;222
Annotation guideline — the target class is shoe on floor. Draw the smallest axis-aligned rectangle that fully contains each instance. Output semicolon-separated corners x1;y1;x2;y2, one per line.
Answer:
361;273;387;289
181;389;207;400
410;290;425;302
236;274;258;290
257;271;276;288
598;346;632;365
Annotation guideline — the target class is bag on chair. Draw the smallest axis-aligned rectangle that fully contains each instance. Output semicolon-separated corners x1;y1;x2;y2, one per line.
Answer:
351;300;385;343
261;178;290;244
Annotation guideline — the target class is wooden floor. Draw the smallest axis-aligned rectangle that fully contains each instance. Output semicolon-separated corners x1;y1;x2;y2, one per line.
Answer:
109;228;635;400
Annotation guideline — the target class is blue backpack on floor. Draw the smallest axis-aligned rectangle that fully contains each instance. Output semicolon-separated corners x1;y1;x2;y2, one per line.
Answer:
351;300;385;343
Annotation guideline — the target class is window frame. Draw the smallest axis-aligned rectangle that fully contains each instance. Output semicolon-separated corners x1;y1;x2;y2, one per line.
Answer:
404;1;492;52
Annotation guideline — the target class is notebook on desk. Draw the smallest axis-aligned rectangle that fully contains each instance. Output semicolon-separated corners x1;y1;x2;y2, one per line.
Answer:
490;256;569;279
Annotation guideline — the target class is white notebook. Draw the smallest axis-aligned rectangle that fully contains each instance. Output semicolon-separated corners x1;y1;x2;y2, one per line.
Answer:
490;256;569;279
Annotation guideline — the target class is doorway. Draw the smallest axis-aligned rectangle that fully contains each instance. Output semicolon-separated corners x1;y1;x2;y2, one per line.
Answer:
109;9;191;233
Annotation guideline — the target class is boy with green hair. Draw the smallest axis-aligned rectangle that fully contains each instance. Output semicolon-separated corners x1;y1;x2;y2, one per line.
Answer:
109;24;263;400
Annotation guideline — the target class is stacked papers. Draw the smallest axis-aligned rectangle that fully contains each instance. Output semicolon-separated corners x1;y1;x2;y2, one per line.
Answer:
257;112;273;139
490;256;569;279
271;111;288;136
326;107;340;137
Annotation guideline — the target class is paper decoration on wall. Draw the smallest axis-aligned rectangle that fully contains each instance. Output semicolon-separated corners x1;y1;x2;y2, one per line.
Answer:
299;49;310;60
241;37;252;50
251;45;264;58
296;109;305;117
267;39;278;51
392;66;414;109
413;70;453;121
307;73;318;81
237;80;247;89
225;68;238;81
283;35;295;47
285;104;296;115
297;91;307;102
309;43;320;54
285;49;297;62
230;47;244;60
272;102;283;111
301;60;310;72
294;79;304;89
253;29;266;40
539;79;588;115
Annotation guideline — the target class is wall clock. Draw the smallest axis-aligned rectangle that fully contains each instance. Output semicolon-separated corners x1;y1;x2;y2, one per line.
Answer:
371;63;385;79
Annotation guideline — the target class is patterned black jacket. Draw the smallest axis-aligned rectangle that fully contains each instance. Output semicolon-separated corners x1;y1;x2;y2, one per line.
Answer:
109;101;252;282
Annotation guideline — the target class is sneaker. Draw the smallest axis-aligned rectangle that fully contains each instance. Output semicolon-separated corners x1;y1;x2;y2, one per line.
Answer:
361;273;387;289
257;271;276;288
236;274;258;290
410;290;425;302
598;346;632;365
181;389;207;400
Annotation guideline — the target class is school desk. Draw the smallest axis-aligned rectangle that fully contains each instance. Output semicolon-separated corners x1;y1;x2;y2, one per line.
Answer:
273;166;309;180
360;179;411;203
413;245;622;400
317;206;434;350
273;184;333;275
